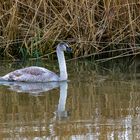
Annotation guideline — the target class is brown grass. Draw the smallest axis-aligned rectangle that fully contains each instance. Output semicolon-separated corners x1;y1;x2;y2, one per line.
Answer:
0;0;140;59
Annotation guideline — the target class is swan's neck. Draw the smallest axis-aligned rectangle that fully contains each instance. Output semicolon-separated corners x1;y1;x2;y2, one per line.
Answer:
57;48;67;81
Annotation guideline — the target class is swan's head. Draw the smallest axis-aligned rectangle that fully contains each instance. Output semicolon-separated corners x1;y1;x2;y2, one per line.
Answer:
57;42;72;52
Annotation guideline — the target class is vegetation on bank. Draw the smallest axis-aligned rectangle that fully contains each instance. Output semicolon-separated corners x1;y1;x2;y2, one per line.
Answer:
0;0;140;60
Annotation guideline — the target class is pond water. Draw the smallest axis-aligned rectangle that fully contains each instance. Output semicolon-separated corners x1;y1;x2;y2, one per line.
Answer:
0;59;140;140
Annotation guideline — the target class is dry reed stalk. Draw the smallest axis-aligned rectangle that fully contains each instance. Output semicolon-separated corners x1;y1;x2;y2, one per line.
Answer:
0;0;139;59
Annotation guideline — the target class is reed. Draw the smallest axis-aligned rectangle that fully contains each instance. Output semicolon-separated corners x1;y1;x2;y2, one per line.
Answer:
0;0;139;59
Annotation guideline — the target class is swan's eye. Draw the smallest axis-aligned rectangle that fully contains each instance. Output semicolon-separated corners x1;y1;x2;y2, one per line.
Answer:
66;46;72;52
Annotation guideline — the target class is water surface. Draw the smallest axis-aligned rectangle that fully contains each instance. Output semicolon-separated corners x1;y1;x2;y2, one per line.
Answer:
0;60;140;140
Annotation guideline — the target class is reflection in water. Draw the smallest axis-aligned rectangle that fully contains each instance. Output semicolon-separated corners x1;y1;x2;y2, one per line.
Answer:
0;81;61;95
0;81;68;116
56;82;68;119
0;81;59;95
0;60;140;139
0;81;69;139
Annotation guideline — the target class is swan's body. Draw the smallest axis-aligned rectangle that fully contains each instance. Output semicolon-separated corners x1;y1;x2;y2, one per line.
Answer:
0;43;72;82
1;66;59;82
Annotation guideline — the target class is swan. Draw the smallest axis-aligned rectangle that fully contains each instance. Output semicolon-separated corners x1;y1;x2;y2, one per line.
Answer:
0;42;72;82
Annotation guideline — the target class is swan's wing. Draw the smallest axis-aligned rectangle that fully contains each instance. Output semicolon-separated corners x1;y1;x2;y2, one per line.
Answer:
2;66;59;82
20;66;49;75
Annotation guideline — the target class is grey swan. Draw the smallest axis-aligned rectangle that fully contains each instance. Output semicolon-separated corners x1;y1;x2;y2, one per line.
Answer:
0;42;72;82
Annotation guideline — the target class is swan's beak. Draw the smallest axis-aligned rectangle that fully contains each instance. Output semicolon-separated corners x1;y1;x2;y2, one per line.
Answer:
66;47;72;53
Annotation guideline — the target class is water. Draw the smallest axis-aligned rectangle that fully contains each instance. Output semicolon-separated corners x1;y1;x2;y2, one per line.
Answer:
0;60;140;140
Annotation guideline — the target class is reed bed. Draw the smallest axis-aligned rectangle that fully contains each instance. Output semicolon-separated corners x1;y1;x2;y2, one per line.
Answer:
0;0;140;59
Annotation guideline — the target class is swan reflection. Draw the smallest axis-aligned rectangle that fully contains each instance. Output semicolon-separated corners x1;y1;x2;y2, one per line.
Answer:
56;82;68;119
0;81;68;118
0;81;60;94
